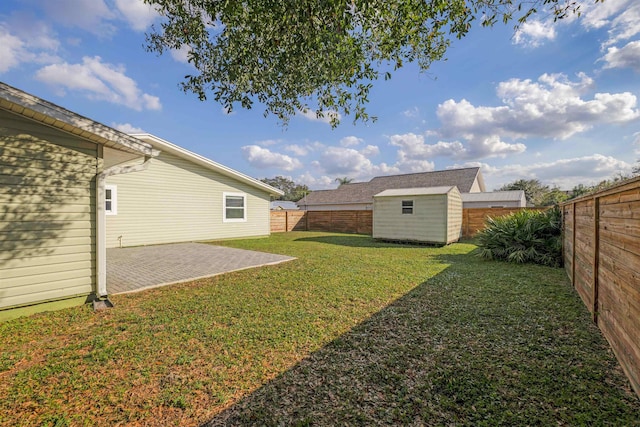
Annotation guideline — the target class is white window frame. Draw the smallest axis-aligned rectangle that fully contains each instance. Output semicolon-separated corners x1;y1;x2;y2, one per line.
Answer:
223;192;247;222
105;184;117;216
401;199;414;215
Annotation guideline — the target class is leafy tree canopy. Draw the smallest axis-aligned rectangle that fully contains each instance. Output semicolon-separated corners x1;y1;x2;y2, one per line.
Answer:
145;0;591;126
335;177;354;186
261;176;310;201
498;179;550;206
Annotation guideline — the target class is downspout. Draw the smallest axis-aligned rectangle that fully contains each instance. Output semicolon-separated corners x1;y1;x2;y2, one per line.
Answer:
95;154;157;299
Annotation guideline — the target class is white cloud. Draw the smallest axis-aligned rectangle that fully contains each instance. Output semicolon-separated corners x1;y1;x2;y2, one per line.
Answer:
437;73;638;147
389;133;468;159
402;106;420;118
170;45;192;63
112;122;145;133
633;132;640;155
454;154;633;189
298;108;341;125
313;146;397;179
602;40;640;72
361;145;380;157
581;0;629;29
6;12;60;51
35;56;162;111
394;159;436;173
599;1;640;47
0;18;62;73
40;0;117;36
284;144;309;156
0;27;25;73
241;145;302;171
512;0;639;49
340;136;363;147
34;0;159;36
513;19;557;47
295;173;335;189
114;0;160;31
255;139;281;147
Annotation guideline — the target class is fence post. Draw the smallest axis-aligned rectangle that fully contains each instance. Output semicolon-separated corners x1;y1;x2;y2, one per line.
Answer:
571;202;576;289
592;196;600;324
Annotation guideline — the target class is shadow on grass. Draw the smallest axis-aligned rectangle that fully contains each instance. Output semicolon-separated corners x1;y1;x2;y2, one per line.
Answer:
202;255;640;426
294;234;442;249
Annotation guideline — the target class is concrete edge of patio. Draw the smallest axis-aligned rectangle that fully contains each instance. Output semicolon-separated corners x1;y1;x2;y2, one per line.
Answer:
107;242;297;295
112;257;296;296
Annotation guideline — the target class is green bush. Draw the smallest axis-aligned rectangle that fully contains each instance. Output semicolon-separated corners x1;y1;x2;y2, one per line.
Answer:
475;207;563;267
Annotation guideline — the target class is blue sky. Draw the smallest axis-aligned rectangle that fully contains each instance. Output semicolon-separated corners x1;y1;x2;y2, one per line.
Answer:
1;0;639;191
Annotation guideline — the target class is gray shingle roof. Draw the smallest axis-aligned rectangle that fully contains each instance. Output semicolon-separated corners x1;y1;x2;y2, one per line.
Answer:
300;167;483;206
460;190;525;202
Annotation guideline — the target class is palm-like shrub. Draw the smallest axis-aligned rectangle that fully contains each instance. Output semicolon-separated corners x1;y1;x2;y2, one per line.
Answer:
475;207;563;267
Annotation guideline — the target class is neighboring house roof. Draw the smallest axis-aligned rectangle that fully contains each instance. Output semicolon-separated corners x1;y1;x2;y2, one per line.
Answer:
130;133;284;197
300;167;484;206
270;201;299;210
375;186;457;197
0;82;154;156
460;190;525;202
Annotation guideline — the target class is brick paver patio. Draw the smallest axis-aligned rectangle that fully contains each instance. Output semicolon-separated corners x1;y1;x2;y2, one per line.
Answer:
107;242;295;294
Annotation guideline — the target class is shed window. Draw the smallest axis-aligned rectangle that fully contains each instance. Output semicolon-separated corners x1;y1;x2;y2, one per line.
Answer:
402;200;414;215
224;192;247;222
105;185;117;215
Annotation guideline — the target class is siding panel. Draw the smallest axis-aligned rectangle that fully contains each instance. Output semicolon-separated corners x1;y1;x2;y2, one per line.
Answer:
106;152;271;247
0;109;97;310
373;194;451;243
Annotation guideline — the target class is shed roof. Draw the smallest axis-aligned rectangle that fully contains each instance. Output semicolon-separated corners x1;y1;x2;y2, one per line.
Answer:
270;201;299;210
0;82;154;156
300;167;483;206
375;186;457;197
131;133;283;196
460;190;525;202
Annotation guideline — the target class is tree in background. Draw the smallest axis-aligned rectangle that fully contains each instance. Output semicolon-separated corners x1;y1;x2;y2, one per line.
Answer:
538;187;569;206
335;177;354;186
261;176;310;202
569;171;637;199
145;0;592;126
498;179;550;206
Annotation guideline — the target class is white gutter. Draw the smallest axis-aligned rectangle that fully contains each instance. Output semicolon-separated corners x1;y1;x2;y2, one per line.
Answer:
95;154;158;297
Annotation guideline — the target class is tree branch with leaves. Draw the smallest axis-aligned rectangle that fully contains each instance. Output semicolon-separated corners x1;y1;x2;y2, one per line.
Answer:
144;0;595;127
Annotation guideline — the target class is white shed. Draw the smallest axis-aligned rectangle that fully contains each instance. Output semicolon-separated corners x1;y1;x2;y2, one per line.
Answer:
373;186;462;244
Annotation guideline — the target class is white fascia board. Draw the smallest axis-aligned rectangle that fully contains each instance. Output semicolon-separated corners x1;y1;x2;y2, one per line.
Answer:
0;82;154;156
130;133;284;196
374;186;455;197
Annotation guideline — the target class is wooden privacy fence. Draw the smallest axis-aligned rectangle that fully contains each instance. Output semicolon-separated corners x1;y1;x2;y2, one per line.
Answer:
270;210;373;234
561;177;640;397
271;207;534;237
270;210;307;232
461;207;545;237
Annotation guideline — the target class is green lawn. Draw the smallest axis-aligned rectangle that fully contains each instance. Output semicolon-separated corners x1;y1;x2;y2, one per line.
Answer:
1;232;638;426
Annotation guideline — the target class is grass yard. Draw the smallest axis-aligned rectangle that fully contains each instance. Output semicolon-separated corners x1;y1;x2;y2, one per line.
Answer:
0;232;638;426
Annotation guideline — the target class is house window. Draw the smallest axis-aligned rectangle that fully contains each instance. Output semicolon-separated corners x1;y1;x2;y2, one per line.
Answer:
402;200;413;215
224;192;247;222
105;185;117;215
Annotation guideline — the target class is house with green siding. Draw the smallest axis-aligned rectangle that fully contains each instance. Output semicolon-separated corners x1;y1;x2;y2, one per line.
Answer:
0;83;281;320
105;133;283;248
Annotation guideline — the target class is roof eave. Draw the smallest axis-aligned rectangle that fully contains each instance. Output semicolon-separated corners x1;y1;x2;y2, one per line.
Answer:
130;133;284;196
0;82;154;156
